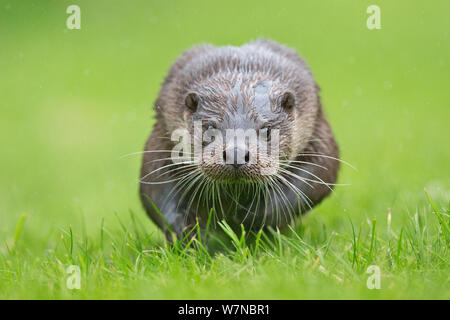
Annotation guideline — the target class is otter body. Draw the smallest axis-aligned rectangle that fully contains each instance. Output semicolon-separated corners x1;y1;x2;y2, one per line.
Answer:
140;39;339;239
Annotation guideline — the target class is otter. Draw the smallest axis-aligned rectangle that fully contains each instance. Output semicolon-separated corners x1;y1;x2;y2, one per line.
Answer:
140;39;339;240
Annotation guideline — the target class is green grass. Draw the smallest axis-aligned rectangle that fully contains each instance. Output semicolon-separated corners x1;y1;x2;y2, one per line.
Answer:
1;194;449;299
0;0;449;299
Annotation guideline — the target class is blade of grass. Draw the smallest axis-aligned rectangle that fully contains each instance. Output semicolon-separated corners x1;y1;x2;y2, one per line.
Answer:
13;214;26;247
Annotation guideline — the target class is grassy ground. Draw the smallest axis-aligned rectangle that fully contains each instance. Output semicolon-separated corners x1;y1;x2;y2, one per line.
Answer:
0;0;449;299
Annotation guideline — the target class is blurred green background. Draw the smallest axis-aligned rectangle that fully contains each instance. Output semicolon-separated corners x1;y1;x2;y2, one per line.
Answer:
0;0;449;298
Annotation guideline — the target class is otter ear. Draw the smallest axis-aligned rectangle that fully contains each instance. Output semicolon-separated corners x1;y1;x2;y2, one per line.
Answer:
185;92;199;112
280;92;295;111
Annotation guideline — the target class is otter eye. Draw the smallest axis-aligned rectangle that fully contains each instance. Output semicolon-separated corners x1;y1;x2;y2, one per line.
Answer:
260;127;271;141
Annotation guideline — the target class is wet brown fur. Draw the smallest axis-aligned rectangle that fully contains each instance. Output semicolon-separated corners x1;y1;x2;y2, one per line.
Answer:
140;39;339;239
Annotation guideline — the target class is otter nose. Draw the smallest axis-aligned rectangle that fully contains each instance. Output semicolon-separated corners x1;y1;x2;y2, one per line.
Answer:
223;146;250;168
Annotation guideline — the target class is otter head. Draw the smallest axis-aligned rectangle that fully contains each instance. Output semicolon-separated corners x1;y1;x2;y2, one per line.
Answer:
179;73;320;183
